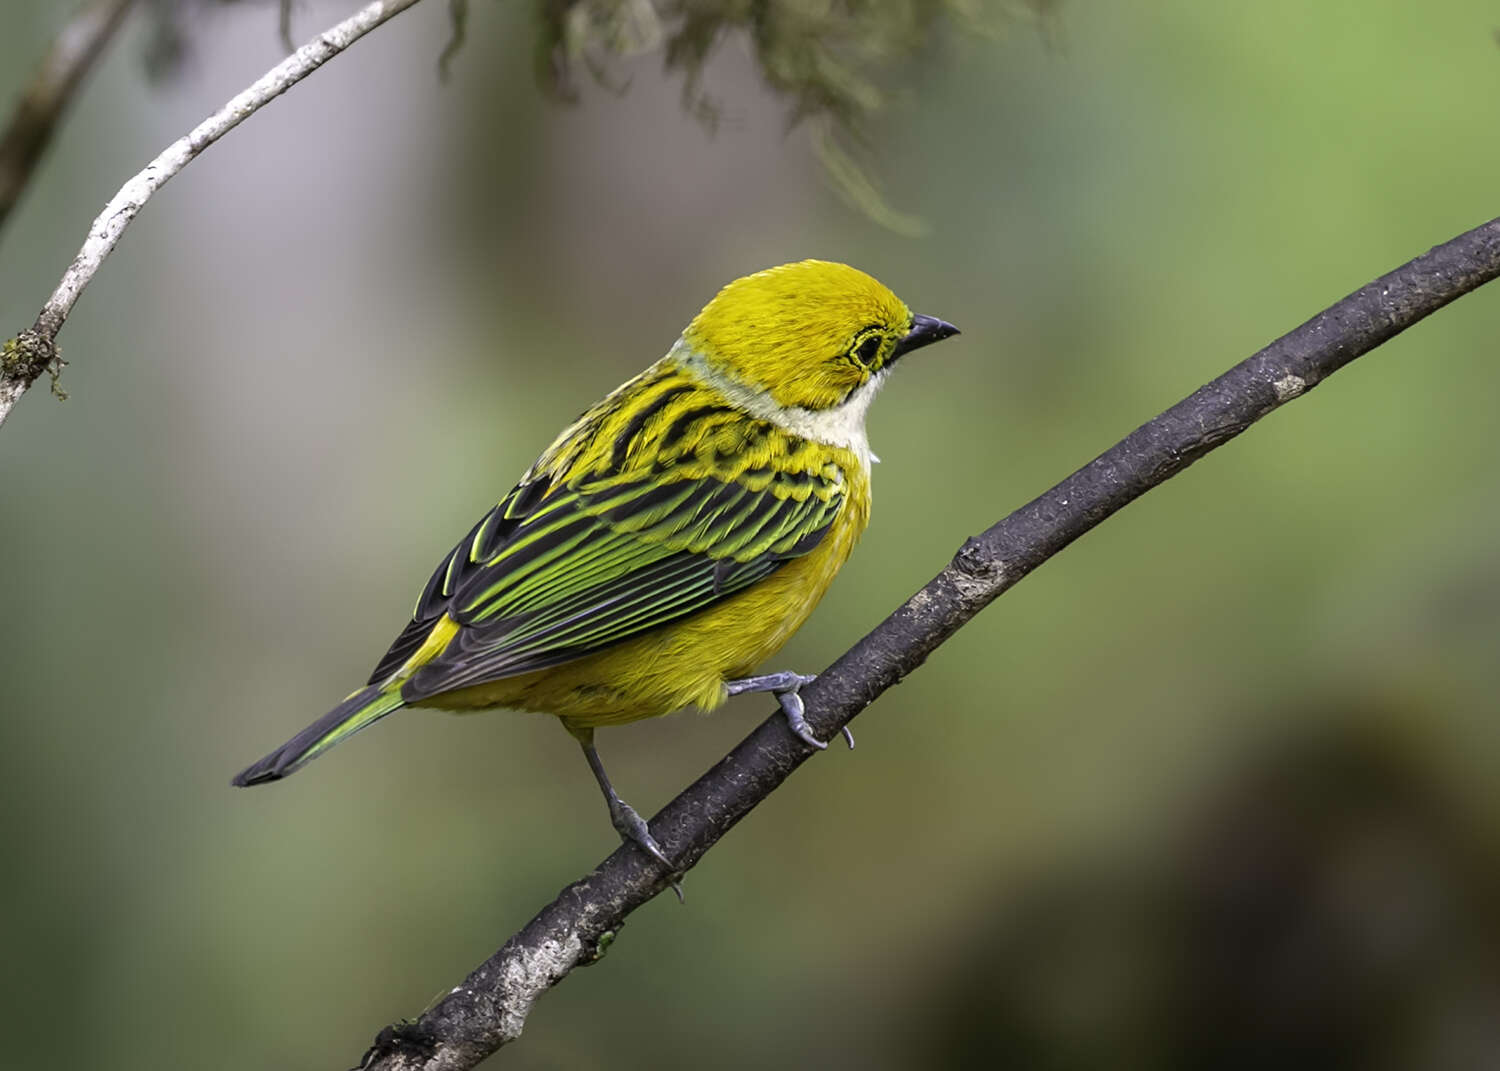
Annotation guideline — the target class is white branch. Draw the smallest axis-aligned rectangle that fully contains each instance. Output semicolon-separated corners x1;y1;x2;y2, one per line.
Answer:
0;0;429;430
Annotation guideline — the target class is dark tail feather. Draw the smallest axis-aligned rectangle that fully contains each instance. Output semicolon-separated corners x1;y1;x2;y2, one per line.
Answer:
232;685;405;786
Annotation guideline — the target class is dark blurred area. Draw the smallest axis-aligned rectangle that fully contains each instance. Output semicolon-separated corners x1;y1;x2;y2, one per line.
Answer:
2;2;1498;1068
912;697;1500;1070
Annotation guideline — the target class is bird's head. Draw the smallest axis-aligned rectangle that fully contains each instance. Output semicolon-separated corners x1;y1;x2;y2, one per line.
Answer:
679;260;958;414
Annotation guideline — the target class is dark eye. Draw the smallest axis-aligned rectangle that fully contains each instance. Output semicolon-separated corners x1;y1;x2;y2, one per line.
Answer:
853;335;882;365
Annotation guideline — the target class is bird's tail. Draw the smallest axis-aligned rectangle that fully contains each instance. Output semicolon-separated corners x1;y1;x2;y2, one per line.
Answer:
232;685;405;786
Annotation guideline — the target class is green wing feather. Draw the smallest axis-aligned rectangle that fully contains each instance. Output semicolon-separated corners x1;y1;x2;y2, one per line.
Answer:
370;454;844;701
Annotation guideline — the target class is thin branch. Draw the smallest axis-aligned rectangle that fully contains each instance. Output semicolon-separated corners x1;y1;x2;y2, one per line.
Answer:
357;217;1500;1071
0;0;429;430
436;0;469;81
0;0;137;236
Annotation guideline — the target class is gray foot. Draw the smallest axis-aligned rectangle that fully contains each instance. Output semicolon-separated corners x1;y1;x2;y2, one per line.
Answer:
607;797;684;901
725;671;853;750
608;796;672;869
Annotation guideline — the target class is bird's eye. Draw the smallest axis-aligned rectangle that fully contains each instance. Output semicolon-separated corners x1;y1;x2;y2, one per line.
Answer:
853;335;883;366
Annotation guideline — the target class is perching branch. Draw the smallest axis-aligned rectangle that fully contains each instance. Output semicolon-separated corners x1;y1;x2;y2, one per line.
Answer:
356;218;1500;1071
0;0;136;238
0;0;428;430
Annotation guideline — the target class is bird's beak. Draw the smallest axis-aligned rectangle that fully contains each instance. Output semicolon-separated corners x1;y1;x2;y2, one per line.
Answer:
890;313;960;360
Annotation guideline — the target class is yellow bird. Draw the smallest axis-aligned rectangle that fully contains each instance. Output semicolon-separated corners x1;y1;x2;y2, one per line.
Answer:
233;260;959;867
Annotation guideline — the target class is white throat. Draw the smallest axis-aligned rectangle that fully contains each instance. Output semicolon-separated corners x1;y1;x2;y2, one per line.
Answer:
670;339;882;466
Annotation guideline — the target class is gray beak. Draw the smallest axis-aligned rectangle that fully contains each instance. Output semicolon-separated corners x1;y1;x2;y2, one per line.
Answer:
890;313;960;360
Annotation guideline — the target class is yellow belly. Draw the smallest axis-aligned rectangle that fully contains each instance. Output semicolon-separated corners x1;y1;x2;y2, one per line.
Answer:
413;476;869;729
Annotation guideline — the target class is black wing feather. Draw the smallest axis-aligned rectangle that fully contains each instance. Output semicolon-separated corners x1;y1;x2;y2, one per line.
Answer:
369;464;843;699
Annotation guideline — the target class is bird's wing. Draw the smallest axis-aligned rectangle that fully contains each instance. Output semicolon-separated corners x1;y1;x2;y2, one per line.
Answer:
367;461;845;698
365;475;553;686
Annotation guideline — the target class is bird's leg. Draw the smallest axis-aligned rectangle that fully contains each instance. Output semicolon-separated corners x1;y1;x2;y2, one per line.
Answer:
723;671;855;750
570;725;683;898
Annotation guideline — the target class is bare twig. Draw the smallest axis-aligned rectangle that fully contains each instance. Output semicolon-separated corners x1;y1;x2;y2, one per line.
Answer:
0;0;137;236
436;0;468;80
0;0;429;430
280;0;297;55
356;218;1500;1070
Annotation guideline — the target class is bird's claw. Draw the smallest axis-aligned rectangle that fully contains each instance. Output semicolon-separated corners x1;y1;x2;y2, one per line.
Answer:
777;689;827;750
607;798;686;900
609;799;673;868
726;670;852;751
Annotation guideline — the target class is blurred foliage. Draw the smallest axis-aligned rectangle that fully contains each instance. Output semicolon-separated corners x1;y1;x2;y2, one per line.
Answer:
538;0;1059;230
145;0;1063;229
138;0;261;80
539;0;1036;125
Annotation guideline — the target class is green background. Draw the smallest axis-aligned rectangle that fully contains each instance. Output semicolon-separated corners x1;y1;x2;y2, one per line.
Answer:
2;2;1497;1067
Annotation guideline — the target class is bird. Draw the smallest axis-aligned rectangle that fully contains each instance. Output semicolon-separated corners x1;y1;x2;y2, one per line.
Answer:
232;260;959;870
